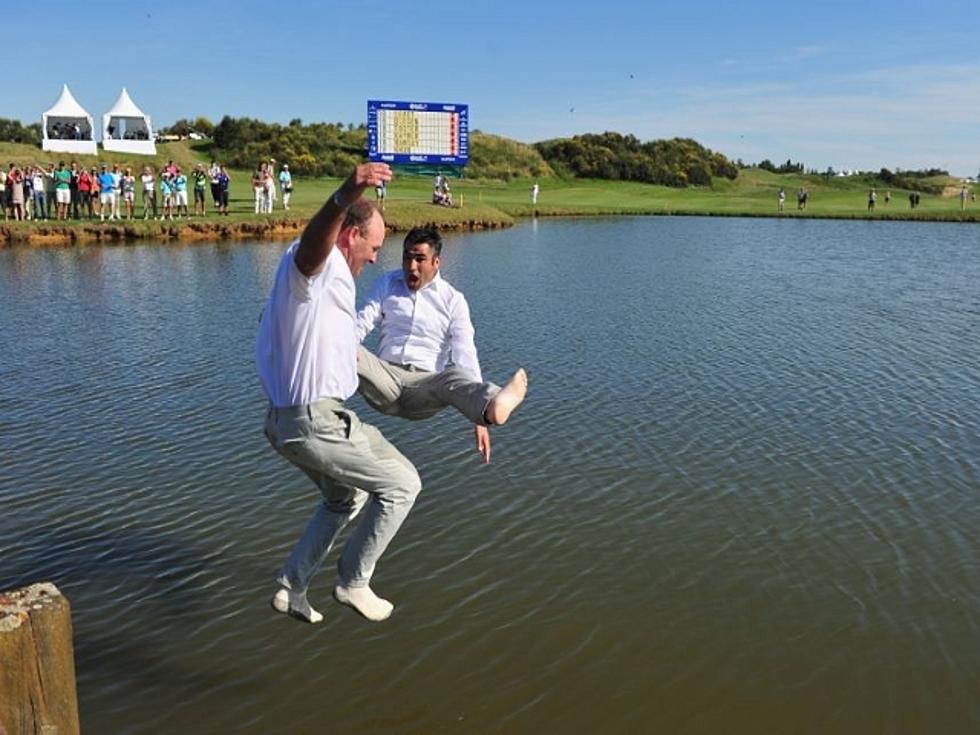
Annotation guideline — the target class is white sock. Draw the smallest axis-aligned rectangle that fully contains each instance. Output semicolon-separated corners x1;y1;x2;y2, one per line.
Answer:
333;583;394;622
271;588;323;624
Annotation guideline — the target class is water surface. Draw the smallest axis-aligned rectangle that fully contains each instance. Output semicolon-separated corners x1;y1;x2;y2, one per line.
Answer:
1;216;979;733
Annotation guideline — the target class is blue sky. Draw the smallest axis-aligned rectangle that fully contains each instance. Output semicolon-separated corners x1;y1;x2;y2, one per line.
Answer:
7;0;980;174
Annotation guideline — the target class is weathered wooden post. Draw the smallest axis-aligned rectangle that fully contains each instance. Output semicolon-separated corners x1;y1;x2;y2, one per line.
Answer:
0;583;80;735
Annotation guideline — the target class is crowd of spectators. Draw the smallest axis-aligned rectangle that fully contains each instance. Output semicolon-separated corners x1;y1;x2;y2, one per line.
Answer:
0;157;296;222
0;159;235;221
250;160;293;214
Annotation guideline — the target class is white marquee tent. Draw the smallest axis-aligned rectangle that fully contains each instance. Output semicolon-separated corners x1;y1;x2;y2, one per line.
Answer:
102;88;156;155
42;84;97;155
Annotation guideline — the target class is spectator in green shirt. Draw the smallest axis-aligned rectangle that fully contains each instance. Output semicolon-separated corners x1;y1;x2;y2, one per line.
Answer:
193;164;208;216
54;162;72;220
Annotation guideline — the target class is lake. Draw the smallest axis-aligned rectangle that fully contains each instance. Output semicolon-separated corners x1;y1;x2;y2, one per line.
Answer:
1;216;979;733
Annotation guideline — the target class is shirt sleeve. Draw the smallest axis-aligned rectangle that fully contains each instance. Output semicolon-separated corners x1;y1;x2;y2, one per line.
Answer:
448;292;482;382
355;274;387;342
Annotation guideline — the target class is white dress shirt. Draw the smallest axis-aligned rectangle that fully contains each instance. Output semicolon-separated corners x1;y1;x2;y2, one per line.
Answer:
256;242;358;406
356;270;483;382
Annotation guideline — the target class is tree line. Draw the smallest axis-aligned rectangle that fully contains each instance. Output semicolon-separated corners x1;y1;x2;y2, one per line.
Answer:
185;116;368;177
0;118;42;145
6;114;957;189
533;132;739;186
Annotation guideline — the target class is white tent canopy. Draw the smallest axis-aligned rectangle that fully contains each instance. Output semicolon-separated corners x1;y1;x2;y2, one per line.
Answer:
42;84;97;154
102;88;156;154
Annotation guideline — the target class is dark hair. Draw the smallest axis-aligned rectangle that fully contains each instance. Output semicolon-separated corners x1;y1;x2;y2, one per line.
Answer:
341;198;380;232
403;226;442;256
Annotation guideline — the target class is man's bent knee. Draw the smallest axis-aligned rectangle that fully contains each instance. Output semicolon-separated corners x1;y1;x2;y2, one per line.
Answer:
397;466;422;502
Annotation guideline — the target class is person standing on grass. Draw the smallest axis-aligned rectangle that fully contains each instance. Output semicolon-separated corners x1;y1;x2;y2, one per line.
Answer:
252;165;264;214
141;167;157;220
110;163;123;220
69;161;81;219
53;161;71;220
217;166;230;215
90;167;101;219
23;168;34;220
960;185;969;210
279;164;292;210
31;166;49;220
160;171;174;220
78;167;92;218
208;160;221;210
0;166;7;220
531;182;539;206
174;167;189;218
8;166;24;221
193;164;208;216
122;168;136;220
266;160;277;213
375;179;386;212
98;164;115;222
867;188;876;212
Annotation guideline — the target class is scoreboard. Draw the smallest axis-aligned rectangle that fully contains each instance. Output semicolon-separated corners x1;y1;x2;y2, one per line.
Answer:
367;100;469;165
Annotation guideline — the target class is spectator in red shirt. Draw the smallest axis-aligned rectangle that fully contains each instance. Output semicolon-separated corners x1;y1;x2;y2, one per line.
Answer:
78;168;93;218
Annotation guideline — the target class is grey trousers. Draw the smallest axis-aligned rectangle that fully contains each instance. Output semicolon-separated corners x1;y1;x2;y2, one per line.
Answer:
357;346;499;425
265;399;421;591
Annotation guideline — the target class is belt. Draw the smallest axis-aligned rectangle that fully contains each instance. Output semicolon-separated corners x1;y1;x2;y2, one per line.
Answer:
270;397;344;420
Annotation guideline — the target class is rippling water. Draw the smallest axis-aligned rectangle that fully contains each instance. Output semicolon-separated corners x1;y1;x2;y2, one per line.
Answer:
2;217;979;733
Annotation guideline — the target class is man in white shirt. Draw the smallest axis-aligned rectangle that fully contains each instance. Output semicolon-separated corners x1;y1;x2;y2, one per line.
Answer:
258;162;421;625
356;227;528;464
110;163;123;220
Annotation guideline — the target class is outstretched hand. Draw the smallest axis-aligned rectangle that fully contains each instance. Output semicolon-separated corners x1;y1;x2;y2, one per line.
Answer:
296;162;393;277
474;424;491;464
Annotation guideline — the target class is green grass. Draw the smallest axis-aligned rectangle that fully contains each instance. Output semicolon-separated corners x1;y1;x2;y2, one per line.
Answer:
4;140;979;235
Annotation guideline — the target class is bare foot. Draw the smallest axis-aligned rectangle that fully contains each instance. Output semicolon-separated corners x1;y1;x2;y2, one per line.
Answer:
485;368;528;425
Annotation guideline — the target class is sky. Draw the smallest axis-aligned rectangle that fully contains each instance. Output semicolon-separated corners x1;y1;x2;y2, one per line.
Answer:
6;0;980;175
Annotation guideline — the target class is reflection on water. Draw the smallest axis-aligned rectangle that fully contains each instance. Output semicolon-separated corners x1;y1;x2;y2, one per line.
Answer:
2;217;979;734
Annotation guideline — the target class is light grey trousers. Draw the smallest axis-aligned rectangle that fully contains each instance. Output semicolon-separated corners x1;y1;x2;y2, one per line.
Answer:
265;399;421;592
357;346;500;425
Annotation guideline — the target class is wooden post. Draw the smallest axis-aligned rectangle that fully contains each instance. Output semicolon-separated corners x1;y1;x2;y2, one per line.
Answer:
0;583;80;735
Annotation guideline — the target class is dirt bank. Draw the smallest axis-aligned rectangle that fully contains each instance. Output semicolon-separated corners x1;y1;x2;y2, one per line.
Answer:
0;216;513;247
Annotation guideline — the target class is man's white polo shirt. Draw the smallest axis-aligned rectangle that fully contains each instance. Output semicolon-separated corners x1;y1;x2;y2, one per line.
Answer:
256;242;357;407
356;270;482;381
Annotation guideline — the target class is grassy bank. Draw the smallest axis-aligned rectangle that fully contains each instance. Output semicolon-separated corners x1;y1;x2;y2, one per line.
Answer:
2;142;978;246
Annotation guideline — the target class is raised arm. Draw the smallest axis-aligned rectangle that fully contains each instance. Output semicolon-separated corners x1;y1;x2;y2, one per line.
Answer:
295;163;392;277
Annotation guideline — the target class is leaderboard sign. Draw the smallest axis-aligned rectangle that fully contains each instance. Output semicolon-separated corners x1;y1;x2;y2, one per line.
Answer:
367;100;469;165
